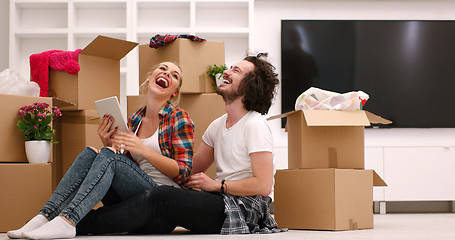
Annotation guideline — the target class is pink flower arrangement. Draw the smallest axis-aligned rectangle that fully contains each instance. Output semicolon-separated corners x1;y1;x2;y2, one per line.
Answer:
17;102;62;143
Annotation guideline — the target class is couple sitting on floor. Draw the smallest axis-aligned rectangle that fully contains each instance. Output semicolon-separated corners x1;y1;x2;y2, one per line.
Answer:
8;53;285;239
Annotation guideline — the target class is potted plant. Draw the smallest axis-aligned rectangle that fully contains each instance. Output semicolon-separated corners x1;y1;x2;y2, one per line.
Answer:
17;102;62;163
206;64;227;90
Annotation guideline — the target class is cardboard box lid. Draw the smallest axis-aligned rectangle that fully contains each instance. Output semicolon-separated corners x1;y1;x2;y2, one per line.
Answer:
61;109;99;124
269;110;391;126
269;110;371;126
373;170;387;187
364;111;393;125
52;97;76;109
80;35;138;60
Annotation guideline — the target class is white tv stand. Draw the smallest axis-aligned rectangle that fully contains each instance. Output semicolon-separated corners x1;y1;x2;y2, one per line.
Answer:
365;128;455;214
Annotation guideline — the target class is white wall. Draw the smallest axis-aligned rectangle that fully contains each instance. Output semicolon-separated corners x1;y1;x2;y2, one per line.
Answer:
4;0;455;171
0;0;9;70
252;0;455;169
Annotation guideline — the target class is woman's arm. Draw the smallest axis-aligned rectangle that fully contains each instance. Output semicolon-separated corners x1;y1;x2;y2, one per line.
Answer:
167;110;194;185
114;109;194;186
191;142;215;174
185;151;274;196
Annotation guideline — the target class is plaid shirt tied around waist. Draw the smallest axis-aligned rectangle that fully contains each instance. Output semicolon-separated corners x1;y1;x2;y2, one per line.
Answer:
221;194;288;234
128;101;194;187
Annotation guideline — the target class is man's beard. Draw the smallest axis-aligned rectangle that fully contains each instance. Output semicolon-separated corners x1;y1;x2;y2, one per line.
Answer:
216;86;243;104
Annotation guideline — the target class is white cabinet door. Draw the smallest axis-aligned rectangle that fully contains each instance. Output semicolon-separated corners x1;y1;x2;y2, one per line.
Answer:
365;147;385;201
384;147;455;201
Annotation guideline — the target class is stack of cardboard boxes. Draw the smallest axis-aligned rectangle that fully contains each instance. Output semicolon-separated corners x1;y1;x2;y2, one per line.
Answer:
0;95;56;232
129;39;227;177
1;35;226;232
51;36;138;178
0;36;138;232
271;110;388;231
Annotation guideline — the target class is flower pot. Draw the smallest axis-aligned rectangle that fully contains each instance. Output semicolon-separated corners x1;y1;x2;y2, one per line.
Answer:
25;140;50;164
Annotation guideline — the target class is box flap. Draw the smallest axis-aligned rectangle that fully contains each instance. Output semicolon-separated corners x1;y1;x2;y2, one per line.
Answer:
61;109;99;124
372;170;387;186
303;110;370;126
364;111;392;125
52;97;76;109
267;110;297;121
80;35;138;60
269;110;372;127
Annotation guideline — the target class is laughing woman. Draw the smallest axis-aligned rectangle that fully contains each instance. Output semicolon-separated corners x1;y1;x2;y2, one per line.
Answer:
7;62;194;239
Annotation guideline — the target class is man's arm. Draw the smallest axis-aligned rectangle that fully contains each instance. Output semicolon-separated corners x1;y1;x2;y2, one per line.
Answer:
222;151;274;196
185;151;274;197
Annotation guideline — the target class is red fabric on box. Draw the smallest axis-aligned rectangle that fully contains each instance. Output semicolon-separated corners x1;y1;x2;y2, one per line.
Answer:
30;49;82;97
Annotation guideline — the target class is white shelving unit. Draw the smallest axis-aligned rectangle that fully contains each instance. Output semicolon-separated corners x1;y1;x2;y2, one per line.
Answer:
9;0;254;108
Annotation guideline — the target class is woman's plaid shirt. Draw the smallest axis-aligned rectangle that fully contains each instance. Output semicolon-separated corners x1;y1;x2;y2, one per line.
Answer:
127;101;194;187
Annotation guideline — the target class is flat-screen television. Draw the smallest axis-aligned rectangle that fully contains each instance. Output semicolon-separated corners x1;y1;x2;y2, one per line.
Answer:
281;20;455;128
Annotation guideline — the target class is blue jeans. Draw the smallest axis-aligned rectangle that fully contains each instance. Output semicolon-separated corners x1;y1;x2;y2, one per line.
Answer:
40;147;158;225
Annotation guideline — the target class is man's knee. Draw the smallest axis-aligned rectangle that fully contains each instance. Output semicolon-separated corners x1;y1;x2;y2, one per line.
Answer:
105;146;116;152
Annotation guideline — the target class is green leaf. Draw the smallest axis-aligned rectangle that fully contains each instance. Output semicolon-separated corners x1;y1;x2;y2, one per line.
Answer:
207;64;227;81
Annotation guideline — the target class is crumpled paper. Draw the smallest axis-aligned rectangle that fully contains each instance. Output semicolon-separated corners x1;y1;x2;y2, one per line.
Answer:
0;68;40;97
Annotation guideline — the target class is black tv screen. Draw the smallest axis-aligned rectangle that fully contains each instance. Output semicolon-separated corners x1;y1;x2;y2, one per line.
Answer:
281;20;455;128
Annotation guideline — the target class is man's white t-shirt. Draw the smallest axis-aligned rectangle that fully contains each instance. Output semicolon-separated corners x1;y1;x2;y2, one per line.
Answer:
202;111;274;181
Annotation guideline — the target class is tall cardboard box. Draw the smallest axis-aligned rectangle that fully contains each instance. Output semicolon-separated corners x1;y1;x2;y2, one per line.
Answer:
139;39;225;93
274;169;386;231
49;35;138;110
268;110;390;169
0;94;54;163
177;93;225;150
0;164;53;232
58;110;104;178
127;93;225;177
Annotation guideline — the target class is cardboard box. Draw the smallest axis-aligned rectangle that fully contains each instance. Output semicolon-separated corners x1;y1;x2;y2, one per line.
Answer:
199;75;216;93
48;35;138;110
127;93;225;177
58;110;104;178
274;168;386;231
178;93;225;150
268;110;390;169
0;163;53;232
139;39;224;93
0;94;54;163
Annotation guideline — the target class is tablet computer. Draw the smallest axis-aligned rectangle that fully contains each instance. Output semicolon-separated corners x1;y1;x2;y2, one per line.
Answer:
94;96;129;132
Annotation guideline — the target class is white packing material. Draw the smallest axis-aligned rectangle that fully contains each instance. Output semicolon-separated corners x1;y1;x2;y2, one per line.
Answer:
0;68;40;97
295;87;369;111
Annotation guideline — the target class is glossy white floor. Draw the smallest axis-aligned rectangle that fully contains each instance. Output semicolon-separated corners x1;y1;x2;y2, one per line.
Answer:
2;214;455;240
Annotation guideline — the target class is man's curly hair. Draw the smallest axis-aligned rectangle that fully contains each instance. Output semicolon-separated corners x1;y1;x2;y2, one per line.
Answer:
239;53;279;115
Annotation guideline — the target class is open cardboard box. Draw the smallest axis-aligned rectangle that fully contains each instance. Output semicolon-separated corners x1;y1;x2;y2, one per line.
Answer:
48;35;138;110
268;110;391;169
139;39;224;94
274;168;387;231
